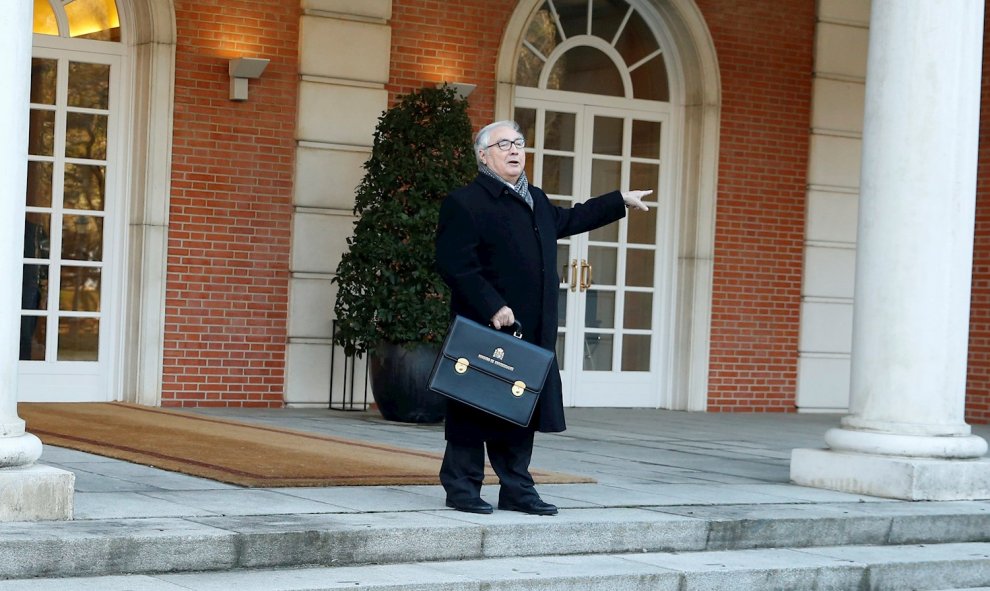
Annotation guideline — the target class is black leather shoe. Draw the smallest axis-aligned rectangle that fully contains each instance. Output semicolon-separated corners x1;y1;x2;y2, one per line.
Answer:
445;498;494;514
497;498;558;516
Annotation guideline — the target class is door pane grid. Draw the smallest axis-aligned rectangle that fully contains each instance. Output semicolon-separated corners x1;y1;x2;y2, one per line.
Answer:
518;99;667;403
22;55;111;364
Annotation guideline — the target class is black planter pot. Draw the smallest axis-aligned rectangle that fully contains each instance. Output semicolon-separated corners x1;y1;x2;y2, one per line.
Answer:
369;341;446;424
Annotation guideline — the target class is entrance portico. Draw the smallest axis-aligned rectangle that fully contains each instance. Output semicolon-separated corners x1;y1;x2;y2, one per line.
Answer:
791;0;990;500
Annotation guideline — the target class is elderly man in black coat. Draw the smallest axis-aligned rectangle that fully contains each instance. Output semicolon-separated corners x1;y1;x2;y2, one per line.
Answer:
435;120;650;515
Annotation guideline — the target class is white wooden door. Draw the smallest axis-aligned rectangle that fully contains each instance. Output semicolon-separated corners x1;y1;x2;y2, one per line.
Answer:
515;94;672;407
19;45;122;402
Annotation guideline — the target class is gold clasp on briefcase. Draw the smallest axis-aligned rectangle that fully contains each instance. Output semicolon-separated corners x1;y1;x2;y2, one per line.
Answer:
455;357;470;374
512;380;526;397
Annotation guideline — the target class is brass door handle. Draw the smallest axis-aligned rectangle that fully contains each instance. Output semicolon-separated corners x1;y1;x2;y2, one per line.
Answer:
580;259;592;291
570;259;578;292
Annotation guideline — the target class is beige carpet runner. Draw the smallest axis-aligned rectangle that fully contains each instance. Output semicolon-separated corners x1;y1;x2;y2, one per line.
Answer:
17;402;593;488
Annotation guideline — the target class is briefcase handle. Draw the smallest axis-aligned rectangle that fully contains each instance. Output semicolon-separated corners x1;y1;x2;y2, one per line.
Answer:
492;320;524;339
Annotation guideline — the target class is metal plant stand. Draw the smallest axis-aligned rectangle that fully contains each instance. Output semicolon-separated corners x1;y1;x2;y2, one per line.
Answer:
329;320;369;411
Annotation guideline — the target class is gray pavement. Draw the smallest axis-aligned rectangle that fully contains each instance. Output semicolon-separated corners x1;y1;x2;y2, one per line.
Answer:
6;408;990;589
38;408;899;520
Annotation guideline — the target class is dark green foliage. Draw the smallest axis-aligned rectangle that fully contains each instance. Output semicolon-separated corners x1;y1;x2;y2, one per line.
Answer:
332;86;476;356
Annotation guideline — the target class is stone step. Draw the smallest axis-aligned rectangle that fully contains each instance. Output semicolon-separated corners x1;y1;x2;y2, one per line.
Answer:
1;502;989;580
1;543;989;590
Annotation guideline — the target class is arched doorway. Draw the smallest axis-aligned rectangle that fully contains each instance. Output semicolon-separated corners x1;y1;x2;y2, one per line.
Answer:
497;0;720;410
22;0;175;404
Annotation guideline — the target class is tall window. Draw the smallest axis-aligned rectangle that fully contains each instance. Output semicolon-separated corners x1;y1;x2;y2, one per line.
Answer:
33;0;121;41
516;0;669;100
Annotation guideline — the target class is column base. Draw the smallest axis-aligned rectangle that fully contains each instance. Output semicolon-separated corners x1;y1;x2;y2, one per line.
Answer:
825;425;988;459
791;448;990;500
0;432;42;468
0;464;74;521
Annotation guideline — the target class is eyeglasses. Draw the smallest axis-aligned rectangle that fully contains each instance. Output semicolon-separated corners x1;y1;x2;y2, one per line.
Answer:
485;138;526;151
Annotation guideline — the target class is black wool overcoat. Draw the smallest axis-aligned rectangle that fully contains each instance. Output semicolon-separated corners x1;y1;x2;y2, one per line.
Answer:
435;173;626;445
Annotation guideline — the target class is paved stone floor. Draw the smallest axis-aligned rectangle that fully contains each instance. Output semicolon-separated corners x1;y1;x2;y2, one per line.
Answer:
37;407;984;519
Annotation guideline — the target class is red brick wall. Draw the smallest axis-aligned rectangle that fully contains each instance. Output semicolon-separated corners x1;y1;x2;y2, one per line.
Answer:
695;1;814;412
966;11;990;423
153;0;989;416
388;0;514;129
162;0;299;407
389;0;813;412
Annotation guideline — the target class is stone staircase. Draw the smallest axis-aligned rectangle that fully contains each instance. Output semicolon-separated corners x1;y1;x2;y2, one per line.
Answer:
2;501;990;590
7;408;990;589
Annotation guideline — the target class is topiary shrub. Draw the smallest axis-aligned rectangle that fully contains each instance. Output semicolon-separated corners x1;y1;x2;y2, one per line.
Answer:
332;85;476;357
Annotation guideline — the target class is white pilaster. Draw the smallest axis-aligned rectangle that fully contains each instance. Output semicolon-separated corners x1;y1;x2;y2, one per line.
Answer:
0;0;74;520
791;0;990;500
285;0;390;407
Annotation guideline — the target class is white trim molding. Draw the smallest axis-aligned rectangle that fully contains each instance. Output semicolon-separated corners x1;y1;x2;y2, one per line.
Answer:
120;0;177;406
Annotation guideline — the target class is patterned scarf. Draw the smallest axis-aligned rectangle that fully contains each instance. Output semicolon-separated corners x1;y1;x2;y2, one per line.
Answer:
479;165;533;210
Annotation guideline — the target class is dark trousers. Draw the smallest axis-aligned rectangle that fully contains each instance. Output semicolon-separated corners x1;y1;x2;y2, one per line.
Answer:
439;432;538;504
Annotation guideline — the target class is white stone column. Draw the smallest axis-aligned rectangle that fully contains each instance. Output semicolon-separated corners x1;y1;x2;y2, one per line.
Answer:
791;0;990;500
0;0;74;521
1;0;43;468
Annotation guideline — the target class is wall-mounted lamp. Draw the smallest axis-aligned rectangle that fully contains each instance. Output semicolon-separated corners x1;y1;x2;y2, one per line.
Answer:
437;82;476;100
228;57;270;101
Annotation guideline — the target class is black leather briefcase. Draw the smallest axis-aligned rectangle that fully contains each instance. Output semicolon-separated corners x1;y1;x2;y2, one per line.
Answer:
428;315;554;427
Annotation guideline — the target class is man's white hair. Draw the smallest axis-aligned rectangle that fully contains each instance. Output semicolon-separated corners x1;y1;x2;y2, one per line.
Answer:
474;120;521;166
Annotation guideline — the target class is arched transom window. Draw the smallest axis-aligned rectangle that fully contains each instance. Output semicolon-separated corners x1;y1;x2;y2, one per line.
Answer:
517;0;669;100
33;0;120;42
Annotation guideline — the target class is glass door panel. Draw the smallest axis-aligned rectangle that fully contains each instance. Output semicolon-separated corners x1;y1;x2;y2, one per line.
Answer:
28;111;56;155
27;162;55;207
586;246;617;286
585;290;615;329
543;155;574;194
590;159;621;195
516;107;536;144
592;116;623;155
68;61;111;108
623;291;653;329
631;120;661;158
621;334;651;371
545;111;575;151
625;248;655;287
584;333;613;371
20;47;119;402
